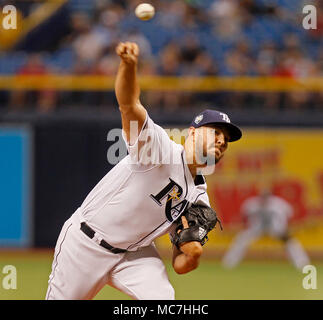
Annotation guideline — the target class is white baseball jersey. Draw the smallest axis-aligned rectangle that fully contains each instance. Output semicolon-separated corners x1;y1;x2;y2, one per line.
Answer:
46;111;211;300
79;112;210;251
241;195;293;235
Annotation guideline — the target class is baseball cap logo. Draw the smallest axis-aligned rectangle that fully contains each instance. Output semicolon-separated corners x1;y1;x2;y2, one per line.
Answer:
195;114;203;124
220;112;231;123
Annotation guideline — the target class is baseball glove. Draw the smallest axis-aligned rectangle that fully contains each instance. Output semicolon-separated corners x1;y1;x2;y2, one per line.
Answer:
171;204;222;249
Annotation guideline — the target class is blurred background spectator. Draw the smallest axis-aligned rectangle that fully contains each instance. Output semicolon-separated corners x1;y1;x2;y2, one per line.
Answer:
10;53;57;112
0;0;322;112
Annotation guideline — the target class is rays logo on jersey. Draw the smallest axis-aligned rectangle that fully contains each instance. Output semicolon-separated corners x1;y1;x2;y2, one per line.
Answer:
150;178;188;222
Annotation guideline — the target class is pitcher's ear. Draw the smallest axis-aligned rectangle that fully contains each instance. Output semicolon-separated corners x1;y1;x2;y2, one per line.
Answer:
188;126;196;136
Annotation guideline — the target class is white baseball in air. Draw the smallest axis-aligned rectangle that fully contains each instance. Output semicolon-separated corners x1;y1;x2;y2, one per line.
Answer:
135;3;155;21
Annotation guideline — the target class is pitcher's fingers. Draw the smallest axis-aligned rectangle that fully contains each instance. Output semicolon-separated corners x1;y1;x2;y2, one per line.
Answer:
124;41;133;47
123;42;131;54
181;216;189;229
131;42;139;56
116;42;126;55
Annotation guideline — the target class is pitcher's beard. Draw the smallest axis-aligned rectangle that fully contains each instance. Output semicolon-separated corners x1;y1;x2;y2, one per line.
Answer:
195;150;223;175
197;146;223;164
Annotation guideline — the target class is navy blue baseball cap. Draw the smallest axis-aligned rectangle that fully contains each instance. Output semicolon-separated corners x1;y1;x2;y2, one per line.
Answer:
191;109;242;142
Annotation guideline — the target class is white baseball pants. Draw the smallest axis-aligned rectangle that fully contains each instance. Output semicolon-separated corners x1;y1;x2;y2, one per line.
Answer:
45;210;175;300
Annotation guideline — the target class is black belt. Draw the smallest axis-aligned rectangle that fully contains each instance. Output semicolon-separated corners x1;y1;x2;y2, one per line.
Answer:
80;222;127;254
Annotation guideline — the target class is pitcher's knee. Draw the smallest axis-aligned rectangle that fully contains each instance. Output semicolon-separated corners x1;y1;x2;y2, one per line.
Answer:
138;283;175;300
159;285;175;300
146;286;175;300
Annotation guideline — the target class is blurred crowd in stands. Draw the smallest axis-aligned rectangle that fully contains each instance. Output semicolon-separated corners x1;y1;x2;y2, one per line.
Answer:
0;0;322;112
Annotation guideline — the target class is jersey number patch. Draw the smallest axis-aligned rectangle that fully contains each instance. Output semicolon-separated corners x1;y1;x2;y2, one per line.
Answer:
150;178;188;222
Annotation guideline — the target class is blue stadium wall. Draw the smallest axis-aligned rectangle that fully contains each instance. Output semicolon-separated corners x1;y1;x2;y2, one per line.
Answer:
0;108;322;247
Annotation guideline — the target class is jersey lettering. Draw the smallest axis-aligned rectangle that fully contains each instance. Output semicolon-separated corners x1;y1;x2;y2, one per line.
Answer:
150;178;182;206
165;198;188;222
150;178;188;222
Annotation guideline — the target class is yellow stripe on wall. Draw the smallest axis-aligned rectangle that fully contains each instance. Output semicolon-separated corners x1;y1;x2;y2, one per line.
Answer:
0;75;322;92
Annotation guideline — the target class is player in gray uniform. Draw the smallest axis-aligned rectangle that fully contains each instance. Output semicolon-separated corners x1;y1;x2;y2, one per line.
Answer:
222;191;310;270
45;42;242;300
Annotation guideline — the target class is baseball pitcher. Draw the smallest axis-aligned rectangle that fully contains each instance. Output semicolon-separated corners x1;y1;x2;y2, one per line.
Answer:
46;42;242;300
